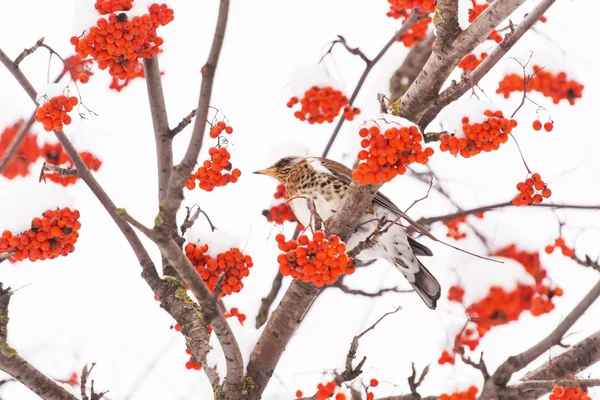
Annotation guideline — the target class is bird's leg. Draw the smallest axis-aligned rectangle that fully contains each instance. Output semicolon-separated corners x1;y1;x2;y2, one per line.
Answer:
306;198;325;233
347;217;386;259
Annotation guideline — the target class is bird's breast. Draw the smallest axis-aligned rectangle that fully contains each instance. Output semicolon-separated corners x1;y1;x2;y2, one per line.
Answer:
288;189;338;228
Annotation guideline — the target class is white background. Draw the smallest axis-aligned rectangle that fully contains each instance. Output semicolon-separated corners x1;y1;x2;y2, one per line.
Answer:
1;0;600;399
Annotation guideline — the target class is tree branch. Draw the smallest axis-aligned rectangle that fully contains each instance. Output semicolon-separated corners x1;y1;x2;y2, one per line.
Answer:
434;0;461;49
330;278;413;297
157;0;230;236
389;33;434;102
0;283;79;400
255;271;284;329
416;0;557;128
169;108;197;137
143;56;172;203
399;0;527;123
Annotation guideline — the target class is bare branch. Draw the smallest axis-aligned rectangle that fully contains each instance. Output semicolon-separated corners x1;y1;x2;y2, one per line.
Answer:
570;254;600;274
80;364;107;400
484;278;600;396
157;0;230;236
255;271;284;329
407;363;430;396
415;0;557;128
331;35;370;63
389;33;434;101
330;278;413;297
14;37;45;65
180;205;202;236
321;12;421;157
0;283;79;400
143;56;172;203
418;201;600;225
116;209;156;238
169;108;197;137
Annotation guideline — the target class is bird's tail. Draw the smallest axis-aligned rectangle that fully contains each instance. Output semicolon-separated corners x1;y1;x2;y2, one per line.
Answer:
395;259;441;310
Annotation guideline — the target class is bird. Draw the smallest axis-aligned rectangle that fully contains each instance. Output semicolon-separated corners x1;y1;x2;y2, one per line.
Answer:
254;156;441;309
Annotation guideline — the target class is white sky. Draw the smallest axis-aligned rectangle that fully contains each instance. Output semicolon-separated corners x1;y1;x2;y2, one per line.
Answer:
1;1;600;399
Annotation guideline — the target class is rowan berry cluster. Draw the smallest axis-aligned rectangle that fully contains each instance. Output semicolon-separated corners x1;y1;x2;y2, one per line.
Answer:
316;381;337;400
185;123;241;191
386;0;436;17
513;173;551;206
550;386;591;400
287;86;360;124
532;120;553;132
35;95;79;132
438;245;562;363
184;348;202;370
439;386;478;400
545;237;574;257
458;52;488;71
209;121;234;138
0;120;39;179
1;208;81;263
262;184;298;225
276;232;354;287
41;143;103;186
399;14;432;47
63;55;93;84
439;110;517;158
224;307;246;325
468;0;502;42
353;124;434;185
443;212;484;240
108;65;146;91
71;1;174;79
184;243;253;297
496;66;584;105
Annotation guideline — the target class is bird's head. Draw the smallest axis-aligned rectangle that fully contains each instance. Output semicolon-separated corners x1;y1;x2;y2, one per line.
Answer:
253;156;302;182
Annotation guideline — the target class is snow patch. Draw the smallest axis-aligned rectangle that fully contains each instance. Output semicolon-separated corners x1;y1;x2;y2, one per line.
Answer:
206;332;227;383
435;96;496;137
0;171;76;233
71;0;151;36
186;229;242;257
289;66;342;97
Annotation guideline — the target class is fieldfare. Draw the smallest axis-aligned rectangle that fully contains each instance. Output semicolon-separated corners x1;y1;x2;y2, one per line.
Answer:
255;156;441;309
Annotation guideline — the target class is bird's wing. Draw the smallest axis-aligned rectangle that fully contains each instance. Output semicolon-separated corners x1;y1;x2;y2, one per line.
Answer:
318;157;433;256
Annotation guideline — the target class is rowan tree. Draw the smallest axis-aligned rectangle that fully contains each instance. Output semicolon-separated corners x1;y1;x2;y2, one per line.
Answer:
1;1;599;400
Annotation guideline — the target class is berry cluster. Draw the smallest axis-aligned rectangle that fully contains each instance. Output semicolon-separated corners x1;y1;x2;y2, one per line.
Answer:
439;110;517;158
545;237;574;257
1;208;81;263
468;1;502;42
353;124;434;185
496;66;584;105
71;1;174;79
224;307;246;325
513;173;551;206
262;184;298;225
458;52;488;71
532;120;553;132
184;243;253;297
386;0;436;17
109;65;146;91
276;232;353;287
35;95;79;132
41;143;103;186
185;123;241;191
209;121;233;138
287;86;360;124
63;55;93;84
550;386;591;400
399;14;432;47
438;245;562;362
439;386;479;400
0;120;39;179
185;147;241;191
184;348;202;371
55;372;79;387
443;212;484;240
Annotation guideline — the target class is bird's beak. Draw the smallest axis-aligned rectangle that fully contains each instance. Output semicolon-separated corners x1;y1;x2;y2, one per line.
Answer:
253;167;276;177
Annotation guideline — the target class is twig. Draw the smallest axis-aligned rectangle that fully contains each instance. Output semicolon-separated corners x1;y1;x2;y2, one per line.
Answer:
407;363;429;395
115;209;156;238
143;56;172;203
306;198;324;232
255;271;284;329
39;162;78;182
14;37;44;65
330;278;413;297
80;364;107;400
180;205;202;236
404;173;433;213
321;11;421;157
331;35;370;64
418;201;600;225
169;108;197;137
570;254;600;274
